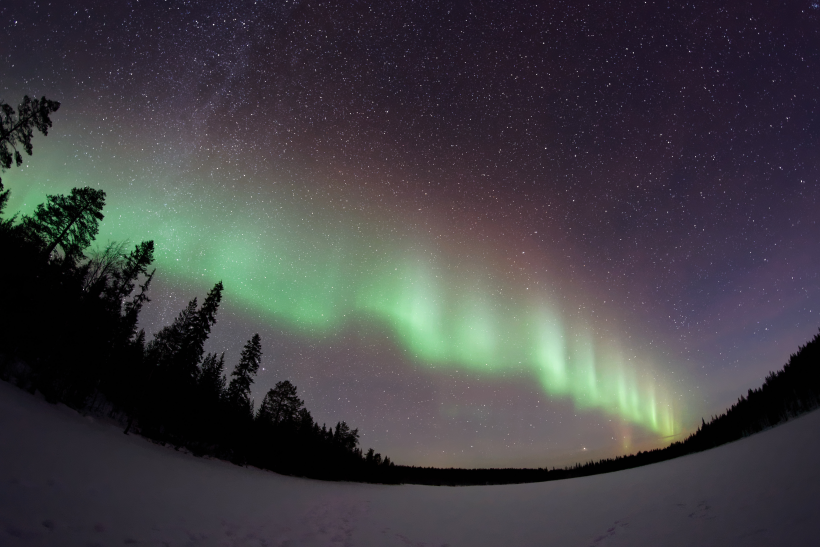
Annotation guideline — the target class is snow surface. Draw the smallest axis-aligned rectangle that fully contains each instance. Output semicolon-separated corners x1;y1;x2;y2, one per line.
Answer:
1;380;818;546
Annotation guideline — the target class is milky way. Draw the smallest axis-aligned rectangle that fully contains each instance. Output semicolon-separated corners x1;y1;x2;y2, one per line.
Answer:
2;0;819;467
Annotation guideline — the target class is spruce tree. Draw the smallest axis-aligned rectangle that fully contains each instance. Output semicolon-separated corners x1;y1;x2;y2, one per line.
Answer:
227;334;262;416
0;95;60;185
141;288;221;443
146;281;223;383
146;298;199;371
21;186;105;259
183;281;223;370
83;239;155;336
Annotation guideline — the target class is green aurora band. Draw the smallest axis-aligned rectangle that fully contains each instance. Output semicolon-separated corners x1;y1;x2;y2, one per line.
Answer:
5;140;683;438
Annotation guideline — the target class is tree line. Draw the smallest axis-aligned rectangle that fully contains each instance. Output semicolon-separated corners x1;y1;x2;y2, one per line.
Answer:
2;94;818;486
0;95;393;482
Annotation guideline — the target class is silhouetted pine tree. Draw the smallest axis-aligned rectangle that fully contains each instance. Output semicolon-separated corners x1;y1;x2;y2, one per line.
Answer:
0;95;60;185
146;299;199;370
138;282;223;444
221;334;262;462
179;282;223;382
257;380;304;425
226;334;262;418
142;299;197;441
333;421;360;451
21;187;106;261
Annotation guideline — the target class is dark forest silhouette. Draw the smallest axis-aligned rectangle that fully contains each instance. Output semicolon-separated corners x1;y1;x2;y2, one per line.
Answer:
1;95;819;485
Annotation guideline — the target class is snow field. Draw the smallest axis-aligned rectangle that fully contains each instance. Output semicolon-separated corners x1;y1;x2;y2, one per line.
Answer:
1;379;818;546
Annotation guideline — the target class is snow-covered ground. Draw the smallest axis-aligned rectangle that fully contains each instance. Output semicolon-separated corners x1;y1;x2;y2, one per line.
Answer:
1;380;818;547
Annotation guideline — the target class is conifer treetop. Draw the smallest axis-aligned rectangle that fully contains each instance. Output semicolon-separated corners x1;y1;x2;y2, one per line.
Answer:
0;95;60;184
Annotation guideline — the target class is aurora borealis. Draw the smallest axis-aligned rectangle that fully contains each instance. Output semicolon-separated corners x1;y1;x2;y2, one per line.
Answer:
2;0;819;468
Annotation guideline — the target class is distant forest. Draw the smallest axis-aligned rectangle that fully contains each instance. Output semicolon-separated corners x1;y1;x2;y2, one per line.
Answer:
2;96;819;485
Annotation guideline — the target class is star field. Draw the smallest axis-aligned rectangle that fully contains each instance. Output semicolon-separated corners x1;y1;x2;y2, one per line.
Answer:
2;0;819;467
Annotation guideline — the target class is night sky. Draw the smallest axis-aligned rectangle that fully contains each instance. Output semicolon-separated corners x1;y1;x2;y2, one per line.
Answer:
2;0;819;468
